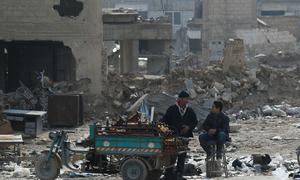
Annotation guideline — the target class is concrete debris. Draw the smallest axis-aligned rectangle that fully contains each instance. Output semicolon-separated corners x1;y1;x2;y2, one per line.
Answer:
2;162;16;172
213;82;225;92
0;44;298;180
230;123;242;133
0;162;31;178
113;100;122;108
0;78;91;112
256;80;268;91
283;160;298;171
12;164;31;178
294;123;300;129
272;167;289;180
286;107;300;116
222;39;246;73
231;80;241;87
140;16;170;24
261;104;300;118
222;90;234;103
262;106;286;117
271;136;283;141
102;54;300;122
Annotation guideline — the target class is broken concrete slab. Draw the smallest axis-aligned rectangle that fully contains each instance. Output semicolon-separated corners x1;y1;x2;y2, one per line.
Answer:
126;94;149;113
213;82;225;92
231;80;241;87
230;123;242;133
286;107;300;116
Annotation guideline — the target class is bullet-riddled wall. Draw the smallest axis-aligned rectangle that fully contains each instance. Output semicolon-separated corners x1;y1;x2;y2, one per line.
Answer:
0;0;103;94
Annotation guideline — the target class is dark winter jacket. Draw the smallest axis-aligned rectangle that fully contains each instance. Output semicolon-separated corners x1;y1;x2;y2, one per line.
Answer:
161;105;198;137
202;112;230;138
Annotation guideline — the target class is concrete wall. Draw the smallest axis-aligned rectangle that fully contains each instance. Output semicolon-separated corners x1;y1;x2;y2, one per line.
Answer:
236;28;298;57
260;16;300;41
104;23;172;41
222;39;245;73
148;10;193;35
257;0;300;16
103;0;194;36
201;0;257;61
103;0;194;11
0;0;103;94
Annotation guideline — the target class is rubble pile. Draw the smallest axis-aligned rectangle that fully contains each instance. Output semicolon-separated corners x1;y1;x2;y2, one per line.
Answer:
174;64;299;110
0;162;32;179
0;78;91;111
102;74;166;116
258;53;300;68
103;59;300;122
138;15;170;24
262;103;300;118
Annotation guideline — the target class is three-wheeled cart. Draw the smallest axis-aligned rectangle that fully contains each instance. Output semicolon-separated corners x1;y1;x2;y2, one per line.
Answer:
35;122;189;180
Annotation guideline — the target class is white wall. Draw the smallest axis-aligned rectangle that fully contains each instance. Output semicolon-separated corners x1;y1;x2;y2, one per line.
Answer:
236;28;298;56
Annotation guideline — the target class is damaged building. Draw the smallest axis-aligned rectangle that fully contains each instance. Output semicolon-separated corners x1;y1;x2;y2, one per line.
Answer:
102;0;196;74
187;0;300;63
103;0;195;36
257;0;300;16
103;9;172;75
0;0;103;94
193;0;257;62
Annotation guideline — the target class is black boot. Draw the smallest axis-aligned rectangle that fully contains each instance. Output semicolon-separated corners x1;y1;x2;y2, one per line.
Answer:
201;143;213;159
177;172;187;180
163;167;176;180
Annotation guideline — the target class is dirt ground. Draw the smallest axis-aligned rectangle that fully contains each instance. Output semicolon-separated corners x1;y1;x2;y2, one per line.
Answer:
2;116;299;179
229;117;300;160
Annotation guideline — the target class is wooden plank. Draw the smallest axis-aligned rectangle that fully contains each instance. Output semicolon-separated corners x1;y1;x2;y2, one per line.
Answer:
0;134;23;143
3;109;46;116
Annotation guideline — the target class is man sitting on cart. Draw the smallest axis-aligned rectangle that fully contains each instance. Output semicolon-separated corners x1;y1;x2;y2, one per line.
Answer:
199;100;230;160
161;91;198;180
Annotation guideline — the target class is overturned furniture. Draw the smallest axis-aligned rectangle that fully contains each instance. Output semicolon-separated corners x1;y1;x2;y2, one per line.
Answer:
0;134;23;163
3;109;46;137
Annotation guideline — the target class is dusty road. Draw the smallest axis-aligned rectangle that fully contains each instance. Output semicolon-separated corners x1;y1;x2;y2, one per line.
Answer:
2;117;300;179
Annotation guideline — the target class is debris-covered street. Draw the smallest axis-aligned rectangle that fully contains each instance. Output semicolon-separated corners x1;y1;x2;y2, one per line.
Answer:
1;0;300;180
2;117;300;179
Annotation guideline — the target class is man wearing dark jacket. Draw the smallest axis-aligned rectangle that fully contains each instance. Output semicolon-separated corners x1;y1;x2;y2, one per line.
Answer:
162;91;198;180
199;101;230;159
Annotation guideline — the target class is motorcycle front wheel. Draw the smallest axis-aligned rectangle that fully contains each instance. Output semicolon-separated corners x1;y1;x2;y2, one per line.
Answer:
35;154;60;180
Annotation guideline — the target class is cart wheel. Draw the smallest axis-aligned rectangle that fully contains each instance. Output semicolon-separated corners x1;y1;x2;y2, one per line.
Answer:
35;154;60;180
146;169;162;180
121;159;148;180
